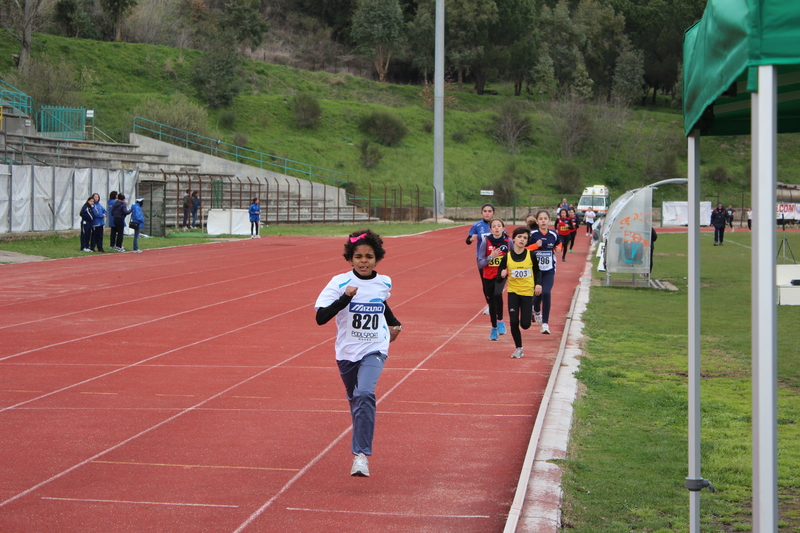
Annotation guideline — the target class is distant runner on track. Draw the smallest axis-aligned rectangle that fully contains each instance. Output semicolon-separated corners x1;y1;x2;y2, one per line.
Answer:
467;203;496;314
314;229;402;478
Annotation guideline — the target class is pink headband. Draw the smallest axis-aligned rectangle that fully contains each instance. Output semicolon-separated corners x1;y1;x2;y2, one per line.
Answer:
349;233;367;243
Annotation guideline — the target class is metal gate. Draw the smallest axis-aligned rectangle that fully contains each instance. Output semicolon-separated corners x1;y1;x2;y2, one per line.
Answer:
138;181;167;237
37;106;86;139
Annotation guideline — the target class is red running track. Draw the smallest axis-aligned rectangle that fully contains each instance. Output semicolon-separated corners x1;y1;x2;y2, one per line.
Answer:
0;226;590;533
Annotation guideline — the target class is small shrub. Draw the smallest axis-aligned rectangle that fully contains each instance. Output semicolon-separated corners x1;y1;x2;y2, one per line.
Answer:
131;93;212;139
3;58;81;108
706;165;732;184
422;119;433;133
493;101;531;153
192;40;241;109
451;130;469;143
553;161;582;195
360;139;383;168
291;93;322;129
359;110;408;146
232;132;248;147
219;110;236;129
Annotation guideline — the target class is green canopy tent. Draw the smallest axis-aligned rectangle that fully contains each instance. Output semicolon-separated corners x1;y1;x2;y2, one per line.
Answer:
683;1;800;531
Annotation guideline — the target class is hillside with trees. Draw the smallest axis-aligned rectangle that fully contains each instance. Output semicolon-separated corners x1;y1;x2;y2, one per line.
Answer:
3;0;800;207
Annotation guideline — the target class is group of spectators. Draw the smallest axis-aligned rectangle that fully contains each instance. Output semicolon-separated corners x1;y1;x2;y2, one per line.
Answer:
182;189;201;230
79;191;145;253
711;203;752;245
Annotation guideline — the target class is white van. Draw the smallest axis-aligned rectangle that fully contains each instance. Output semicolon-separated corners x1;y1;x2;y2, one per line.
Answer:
577;185;611;216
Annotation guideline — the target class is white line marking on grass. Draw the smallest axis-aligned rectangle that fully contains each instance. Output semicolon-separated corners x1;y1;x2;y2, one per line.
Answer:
286;507;490;519
41;497;238;508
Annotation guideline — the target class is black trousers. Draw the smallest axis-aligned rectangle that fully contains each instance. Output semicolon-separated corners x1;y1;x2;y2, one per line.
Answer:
114;219;125;248
80;223;92;250
507;292;532;348
91;225;105;251
714;226;725;243
481;276;504;327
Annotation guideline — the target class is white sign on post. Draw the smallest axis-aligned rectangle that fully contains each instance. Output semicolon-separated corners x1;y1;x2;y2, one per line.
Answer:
480;190;494;196
86;109;94;118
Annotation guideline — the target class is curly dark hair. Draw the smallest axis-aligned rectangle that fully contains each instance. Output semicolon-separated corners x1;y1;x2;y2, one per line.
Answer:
343;229;386;262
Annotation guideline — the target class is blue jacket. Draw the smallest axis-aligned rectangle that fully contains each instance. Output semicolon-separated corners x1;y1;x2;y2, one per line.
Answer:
466;219;491;259
111;200;131;224
107;199;116;227
249;203;260;222
92;202;107;227
79;203;94;225
131;204;145;225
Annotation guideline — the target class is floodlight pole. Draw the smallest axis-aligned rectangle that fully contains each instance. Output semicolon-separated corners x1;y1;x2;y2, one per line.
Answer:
433;0;445;218
752;64;778;533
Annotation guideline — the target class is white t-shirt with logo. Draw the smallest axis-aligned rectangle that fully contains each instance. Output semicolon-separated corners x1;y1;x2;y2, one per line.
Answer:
315;272;393;362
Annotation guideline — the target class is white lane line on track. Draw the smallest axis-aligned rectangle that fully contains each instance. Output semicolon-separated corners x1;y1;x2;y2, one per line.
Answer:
286;507;490;519
0;333;329;510
231;305;485;533
42;497;238;508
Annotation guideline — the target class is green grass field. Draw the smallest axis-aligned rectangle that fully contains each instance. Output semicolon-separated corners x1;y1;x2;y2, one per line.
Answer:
563;229;800;532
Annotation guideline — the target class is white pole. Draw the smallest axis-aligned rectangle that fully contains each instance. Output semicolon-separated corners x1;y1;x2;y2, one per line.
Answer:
687;131;702;533
433;0;445;218
752;64;778;533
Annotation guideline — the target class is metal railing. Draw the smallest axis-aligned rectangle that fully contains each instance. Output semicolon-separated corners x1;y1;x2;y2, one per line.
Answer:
38;105;86;140
85;125;117;143
0;79;33;116
133;117;349;187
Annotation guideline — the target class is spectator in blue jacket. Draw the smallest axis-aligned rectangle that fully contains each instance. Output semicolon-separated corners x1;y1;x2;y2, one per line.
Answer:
249;198;261;239
107;191;118;249
130;197;146;253
79;196;95;252
90;193;106;252
190;191;200;229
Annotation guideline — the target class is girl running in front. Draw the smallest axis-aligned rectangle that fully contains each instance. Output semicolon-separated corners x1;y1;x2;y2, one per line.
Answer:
555;208;573;262
477;218;510;340
496;226;542;358
314;229;402;477
527;210;562;335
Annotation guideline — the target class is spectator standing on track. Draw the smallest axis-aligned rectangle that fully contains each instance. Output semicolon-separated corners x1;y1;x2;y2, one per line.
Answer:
527;210;561;335
111;194;131;251
496;226;542;358
130;197;145;253
557;198;569;212
79;196;95;252
568;208;579;253
467;203;495;314
190;191;200;229
584;208;596;236
747;207;753;230
477;219;509;341
314;229;402;477
182;189;192;229
90;193;106;253
711;203;727;246
555;209;573;261
249;198;261;238
726;205;736;231
107;191;118;250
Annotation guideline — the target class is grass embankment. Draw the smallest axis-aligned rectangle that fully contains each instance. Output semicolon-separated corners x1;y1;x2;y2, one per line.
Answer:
5;30;800;207
563;230;800;532
0;223;458;261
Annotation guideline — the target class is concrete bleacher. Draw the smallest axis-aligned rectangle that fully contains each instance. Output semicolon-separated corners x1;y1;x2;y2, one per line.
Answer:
1;104;371;227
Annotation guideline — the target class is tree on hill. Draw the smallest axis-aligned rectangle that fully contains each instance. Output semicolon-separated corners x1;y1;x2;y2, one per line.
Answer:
350;0;404;82
1;0;48;71
99;0;138;41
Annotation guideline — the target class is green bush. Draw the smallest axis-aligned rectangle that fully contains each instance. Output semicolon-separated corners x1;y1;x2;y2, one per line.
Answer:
219;110;236;129
291;93;322;129
233;132;249;146
131;93;212;139
2;58;82;108
358;110;408;146
451;130;469;143
422;119;433;133
360;139;383;168
192;42;241;109
553;161;582;195
707;165;732;184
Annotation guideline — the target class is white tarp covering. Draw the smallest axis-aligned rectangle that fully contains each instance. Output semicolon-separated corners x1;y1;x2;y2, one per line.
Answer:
663;201;712;226
602;187;653;275
0;165;138;234
206;209;251;235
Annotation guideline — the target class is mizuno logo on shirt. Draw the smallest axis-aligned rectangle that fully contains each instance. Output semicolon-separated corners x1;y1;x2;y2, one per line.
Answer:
349;302;384;313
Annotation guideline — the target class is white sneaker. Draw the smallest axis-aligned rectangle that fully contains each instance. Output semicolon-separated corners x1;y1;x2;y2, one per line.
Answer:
511;347;524;359
351;453;369;477
533;311;542;325
133;250;143;253
118;247;125;252
82;248;92;252
541;323;550;334
482;305;490;315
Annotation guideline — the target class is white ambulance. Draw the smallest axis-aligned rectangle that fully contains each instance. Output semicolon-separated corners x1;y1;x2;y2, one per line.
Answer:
577;185;611;217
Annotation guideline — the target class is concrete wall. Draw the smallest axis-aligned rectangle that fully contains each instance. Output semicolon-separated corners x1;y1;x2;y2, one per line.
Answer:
130;133;348;206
